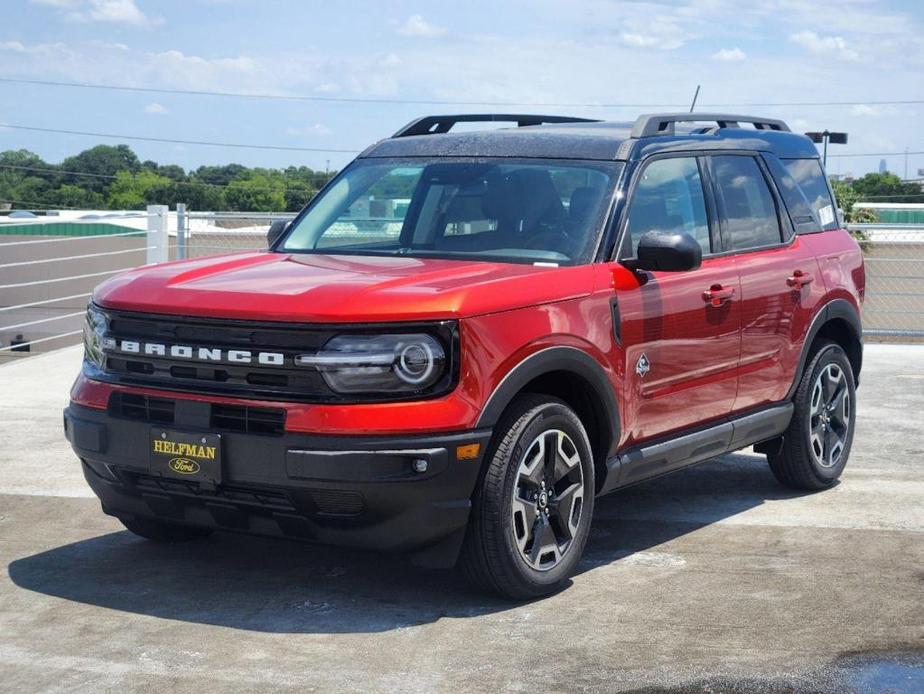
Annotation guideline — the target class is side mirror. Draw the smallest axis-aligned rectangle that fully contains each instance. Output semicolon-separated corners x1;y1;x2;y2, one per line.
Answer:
635;230;702;272
267;220;289;248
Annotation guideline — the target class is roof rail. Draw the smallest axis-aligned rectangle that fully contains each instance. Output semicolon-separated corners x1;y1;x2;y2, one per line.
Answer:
393;114;600;138
630;112;791;138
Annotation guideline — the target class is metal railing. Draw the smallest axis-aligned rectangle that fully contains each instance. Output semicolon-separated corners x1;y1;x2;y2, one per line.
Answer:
3;209;922;359
0;209;163;358
179;210;294;259
848;223;924;341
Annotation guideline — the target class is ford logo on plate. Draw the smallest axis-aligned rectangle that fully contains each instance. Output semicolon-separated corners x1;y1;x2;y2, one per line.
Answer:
168;457;201;475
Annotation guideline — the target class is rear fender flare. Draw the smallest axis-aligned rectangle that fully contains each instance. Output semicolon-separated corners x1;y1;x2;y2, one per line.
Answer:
786;298;862;400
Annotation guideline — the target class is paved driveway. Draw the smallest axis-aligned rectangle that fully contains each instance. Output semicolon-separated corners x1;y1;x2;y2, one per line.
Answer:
1;345;922;692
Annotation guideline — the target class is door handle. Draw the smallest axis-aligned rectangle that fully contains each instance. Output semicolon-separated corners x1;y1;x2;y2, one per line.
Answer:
702;284;735;306
787;270;815;288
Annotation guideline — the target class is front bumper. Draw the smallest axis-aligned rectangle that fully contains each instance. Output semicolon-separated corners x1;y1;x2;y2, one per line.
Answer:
64;402;492;567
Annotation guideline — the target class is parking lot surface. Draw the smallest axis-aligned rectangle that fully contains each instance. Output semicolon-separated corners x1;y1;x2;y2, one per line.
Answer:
0;344;922;693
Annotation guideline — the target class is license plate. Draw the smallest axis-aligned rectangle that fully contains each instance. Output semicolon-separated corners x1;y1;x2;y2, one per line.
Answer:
150;429;222;484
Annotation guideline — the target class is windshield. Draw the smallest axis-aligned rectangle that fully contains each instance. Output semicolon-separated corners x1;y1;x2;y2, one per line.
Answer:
279;158;621;265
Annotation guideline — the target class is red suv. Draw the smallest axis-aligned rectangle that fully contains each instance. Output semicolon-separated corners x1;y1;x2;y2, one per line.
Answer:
66;113;864;599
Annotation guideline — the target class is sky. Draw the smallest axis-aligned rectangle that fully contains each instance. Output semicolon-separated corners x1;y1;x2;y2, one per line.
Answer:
1;0;922;178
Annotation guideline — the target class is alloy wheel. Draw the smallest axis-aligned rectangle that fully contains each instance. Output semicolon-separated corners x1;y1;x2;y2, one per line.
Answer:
809;363;851;468
510;429;585;571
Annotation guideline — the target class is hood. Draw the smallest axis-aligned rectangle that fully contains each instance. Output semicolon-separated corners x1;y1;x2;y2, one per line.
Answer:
93;251;594;322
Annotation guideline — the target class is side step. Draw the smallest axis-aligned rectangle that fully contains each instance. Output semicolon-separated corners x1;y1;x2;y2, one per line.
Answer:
599;402;793;495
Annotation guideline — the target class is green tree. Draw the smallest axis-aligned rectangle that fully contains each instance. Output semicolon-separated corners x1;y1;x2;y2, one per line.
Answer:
51;184;105;209
223;174;285;211
192;163;249;187
283;181;317;211
107;170;173;209
61;145;141;193
849;172;924;203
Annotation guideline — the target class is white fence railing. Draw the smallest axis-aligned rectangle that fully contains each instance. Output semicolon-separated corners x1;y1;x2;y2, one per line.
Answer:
0;208;163;356
2;211;923;357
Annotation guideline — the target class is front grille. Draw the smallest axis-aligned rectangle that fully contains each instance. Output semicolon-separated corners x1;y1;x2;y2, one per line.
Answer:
109;393;286;436
131;474;296;512
309;489;365;516
211;403;285;436
97;309;338;402
129;474;365;518
89;307;456;403
110;392;175;424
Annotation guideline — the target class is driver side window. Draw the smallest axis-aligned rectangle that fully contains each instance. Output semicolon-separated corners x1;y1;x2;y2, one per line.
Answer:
623;157;710;258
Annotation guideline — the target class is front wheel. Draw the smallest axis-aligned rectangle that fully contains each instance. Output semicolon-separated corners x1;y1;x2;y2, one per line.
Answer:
768;340;856;490
460;394;595;600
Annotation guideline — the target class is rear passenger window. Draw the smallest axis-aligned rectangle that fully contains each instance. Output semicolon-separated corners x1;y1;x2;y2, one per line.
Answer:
623;157;710;257
782;158;839;231
711;156;782;251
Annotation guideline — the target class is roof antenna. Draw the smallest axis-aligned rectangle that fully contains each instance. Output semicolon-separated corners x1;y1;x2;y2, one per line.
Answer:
689;85;701;113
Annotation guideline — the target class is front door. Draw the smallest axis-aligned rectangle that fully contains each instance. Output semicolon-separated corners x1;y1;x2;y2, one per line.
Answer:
612;155;741;446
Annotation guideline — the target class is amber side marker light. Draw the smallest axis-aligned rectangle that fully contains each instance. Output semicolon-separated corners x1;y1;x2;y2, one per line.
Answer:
456;443;481;460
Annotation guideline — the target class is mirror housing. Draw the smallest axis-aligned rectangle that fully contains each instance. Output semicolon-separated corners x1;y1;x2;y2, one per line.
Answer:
267;219;289;248
635;230;702;272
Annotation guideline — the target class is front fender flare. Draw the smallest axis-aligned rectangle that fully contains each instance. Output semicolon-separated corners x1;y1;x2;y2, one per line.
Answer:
475;346;620;458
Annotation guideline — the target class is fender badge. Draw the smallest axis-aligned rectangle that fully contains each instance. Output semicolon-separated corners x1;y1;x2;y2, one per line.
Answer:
636;353;651;377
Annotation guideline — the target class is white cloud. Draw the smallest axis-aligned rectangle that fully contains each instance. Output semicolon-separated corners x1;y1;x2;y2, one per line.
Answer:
32;0;162;27
0;41;27;52
711;47;746;62
381;52;402;67
29;0;80;6
789;31;859;61
618;32;688;50
144;102;168;114
395;14;446;38
851;104;879;117
285;123;332;137
314;82;341;94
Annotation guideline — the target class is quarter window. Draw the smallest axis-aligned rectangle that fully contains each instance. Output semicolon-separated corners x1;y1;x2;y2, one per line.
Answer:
782;158;839;231
623;157;710;257
711;156;783;251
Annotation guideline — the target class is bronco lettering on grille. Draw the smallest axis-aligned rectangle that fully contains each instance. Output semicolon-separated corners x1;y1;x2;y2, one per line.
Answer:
110;339;284;366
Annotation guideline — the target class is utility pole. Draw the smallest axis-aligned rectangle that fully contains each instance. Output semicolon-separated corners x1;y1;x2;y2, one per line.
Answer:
905;147;909;180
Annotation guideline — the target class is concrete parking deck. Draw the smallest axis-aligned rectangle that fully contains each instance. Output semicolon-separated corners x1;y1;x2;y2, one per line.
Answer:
0;345;922;693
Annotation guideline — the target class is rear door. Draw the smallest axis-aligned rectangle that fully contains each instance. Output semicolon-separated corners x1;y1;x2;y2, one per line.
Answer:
613;154;741;445
707;154;825;411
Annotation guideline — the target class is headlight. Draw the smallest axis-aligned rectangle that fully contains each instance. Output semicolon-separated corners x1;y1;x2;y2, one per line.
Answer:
83;305;108;369
297;333;447;395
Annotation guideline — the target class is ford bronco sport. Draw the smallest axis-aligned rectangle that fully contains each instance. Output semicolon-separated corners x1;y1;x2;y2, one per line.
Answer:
66;113;864;599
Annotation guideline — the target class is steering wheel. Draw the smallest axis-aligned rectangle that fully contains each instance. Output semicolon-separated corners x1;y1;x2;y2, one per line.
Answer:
522;225;573;255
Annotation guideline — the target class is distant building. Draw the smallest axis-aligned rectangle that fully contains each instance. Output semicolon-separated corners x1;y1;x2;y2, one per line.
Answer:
879;159;888;173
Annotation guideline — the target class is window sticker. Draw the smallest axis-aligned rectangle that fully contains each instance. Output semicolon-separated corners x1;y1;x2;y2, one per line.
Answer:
819;204;835;227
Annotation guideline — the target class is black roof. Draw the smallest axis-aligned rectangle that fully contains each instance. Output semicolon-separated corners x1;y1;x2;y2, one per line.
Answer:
360;113;820;162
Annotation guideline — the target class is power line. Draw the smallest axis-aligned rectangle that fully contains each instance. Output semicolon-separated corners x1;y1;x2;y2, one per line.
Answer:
2;125;921;161
2;76;924;109
0;124;360;153
0;197;87;210
827;151;924;158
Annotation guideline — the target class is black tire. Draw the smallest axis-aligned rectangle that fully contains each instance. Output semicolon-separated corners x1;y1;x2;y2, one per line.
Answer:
460;394;595;600
120;517;214;543
768;340;856;490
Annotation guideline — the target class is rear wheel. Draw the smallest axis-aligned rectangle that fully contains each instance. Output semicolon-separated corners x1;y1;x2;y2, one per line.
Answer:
120;517;214;543
460;394;595;600
768;340;856;490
